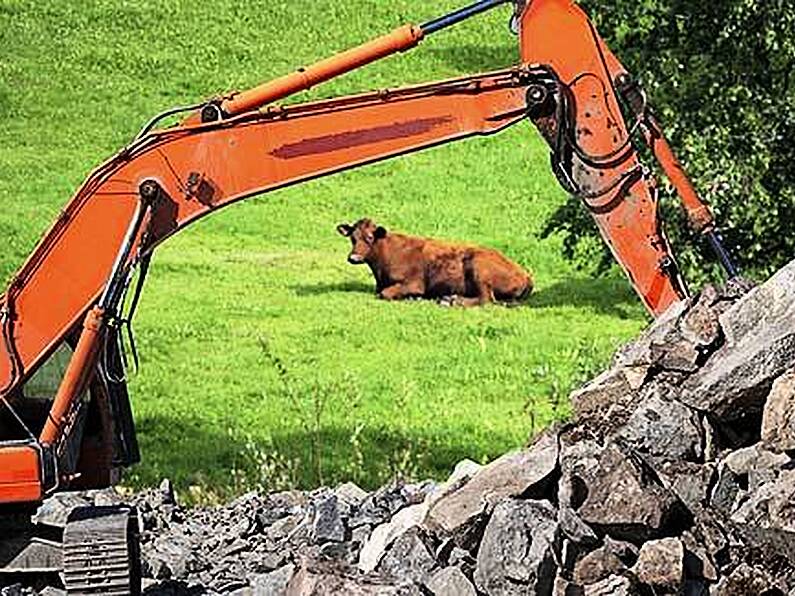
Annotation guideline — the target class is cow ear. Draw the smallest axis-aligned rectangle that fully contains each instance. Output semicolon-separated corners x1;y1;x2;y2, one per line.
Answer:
374;226;387;240
337;223;353;237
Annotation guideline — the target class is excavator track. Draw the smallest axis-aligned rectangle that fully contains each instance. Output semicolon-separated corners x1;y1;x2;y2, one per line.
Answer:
63;506;141;596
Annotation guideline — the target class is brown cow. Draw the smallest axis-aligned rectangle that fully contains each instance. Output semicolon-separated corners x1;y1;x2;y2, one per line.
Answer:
336;218;533;306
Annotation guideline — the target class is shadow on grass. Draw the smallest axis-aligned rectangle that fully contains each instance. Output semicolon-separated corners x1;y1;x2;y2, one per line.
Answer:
528;276;645;319
429;44;519;73
132;414;518;495
291;280;373;297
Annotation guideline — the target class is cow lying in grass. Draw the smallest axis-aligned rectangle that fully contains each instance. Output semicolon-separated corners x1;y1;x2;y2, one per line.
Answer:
336;218;533;306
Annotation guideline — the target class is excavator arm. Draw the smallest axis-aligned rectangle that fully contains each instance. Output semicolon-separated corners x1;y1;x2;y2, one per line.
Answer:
0;0;736;505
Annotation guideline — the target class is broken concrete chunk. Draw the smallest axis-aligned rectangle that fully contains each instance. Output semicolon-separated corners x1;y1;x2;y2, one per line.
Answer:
761;369;795;452
474;499;558;596
631;537;684;591
425;431;558;538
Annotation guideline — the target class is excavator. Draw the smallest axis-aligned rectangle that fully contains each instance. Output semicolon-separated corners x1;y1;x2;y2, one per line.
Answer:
0;0;738;593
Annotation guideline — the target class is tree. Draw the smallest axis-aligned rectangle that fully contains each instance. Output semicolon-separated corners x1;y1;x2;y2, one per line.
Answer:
543;0;795;283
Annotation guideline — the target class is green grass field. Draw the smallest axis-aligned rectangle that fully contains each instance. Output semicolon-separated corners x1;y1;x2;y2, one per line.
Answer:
0;0;647;500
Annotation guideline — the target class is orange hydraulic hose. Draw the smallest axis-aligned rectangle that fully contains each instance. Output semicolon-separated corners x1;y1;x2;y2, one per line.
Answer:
222;24;425;116
39;306;104;446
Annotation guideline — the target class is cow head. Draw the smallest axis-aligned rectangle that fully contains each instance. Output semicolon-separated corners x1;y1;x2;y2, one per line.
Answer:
336;218;387;265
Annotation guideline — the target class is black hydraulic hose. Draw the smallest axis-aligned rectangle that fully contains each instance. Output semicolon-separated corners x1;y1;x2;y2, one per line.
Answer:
421;0;511;35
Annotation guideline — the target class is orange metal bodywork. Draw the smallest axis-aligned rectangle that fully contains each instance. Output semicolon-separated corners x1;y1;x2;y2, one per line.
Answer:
0;445;42;504
0;0;717;505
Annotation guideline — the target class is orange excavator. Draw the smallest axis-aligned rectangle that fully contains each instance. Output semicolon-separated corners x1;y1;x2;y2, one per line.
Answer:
0;0;737;592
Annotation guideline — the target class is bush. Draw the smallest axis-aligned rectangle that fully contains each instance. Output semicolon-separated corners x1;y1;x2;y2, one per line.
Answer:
543;0;795;283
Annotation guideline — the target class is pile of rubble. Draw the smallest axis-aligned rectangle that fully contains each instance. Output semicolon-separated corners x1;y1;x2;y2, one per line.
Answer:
4;259;795;595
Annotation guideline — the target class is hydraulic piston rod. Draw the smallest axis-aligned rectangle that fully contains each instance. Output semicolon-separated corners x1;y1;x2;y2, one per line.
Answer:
219;0;510;117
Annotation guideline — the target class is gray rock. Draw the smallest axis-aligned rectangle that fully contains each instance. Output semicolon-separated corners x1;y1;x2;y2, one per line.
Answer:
358;502;426;573
553;575;585;596
582;574;635;596
474;499;558;595
377;527;436;583
310;494;345;544
424;566;476;596
616;386;704;462
723;443;791;475
425;431;558;539
655;461;715;512
252;564;296;596
681;260;795;420
631;537;684;591
32;492;92;528
570;367;637;432
731;469;795;564
681;531;718;582
761;369;795;452
286;563;421;595
38;588;67;596
711;563;787;595
336;483;369;506
709;465;744;514
560;439;680;541
573;537;637;585
558;507;599;548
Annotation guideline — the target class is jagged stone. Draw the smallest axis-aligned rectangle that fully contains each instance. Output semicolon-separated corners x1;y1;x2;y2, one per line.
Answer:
680;260;795;420
723;443;791;476
582;574;635;596
681;531;718;582
553;575;584;596
310;494;345;544
425;431;558;539
377;527;436;583
573;537;637;585
631;537;684;591
761;369;795;452
616;386;704;462
560;439;680;541
558;507;599;548
336;483;369;506
712;562;787;595
32;492;92;528
285;563;421;595
424;566;476;596
474;499;558;595
357;502;426;573
251;564;295;596
731;469;795;564
655;461;715;512
709;464;744;514
570;367;638;431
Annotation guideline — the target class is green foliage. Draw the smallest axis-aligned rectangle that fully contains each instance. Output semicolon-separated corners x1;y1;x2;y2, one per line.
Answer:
544;0;795;283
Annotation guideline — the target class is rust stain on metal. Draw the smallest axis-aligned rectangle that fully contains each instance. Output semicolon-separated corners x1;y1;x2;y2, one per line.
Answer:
270;117;454;159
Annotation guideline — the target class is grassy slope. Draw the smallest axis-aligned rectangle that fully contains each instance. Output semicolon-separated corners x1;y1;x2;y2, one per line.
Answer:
0;0;647;498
